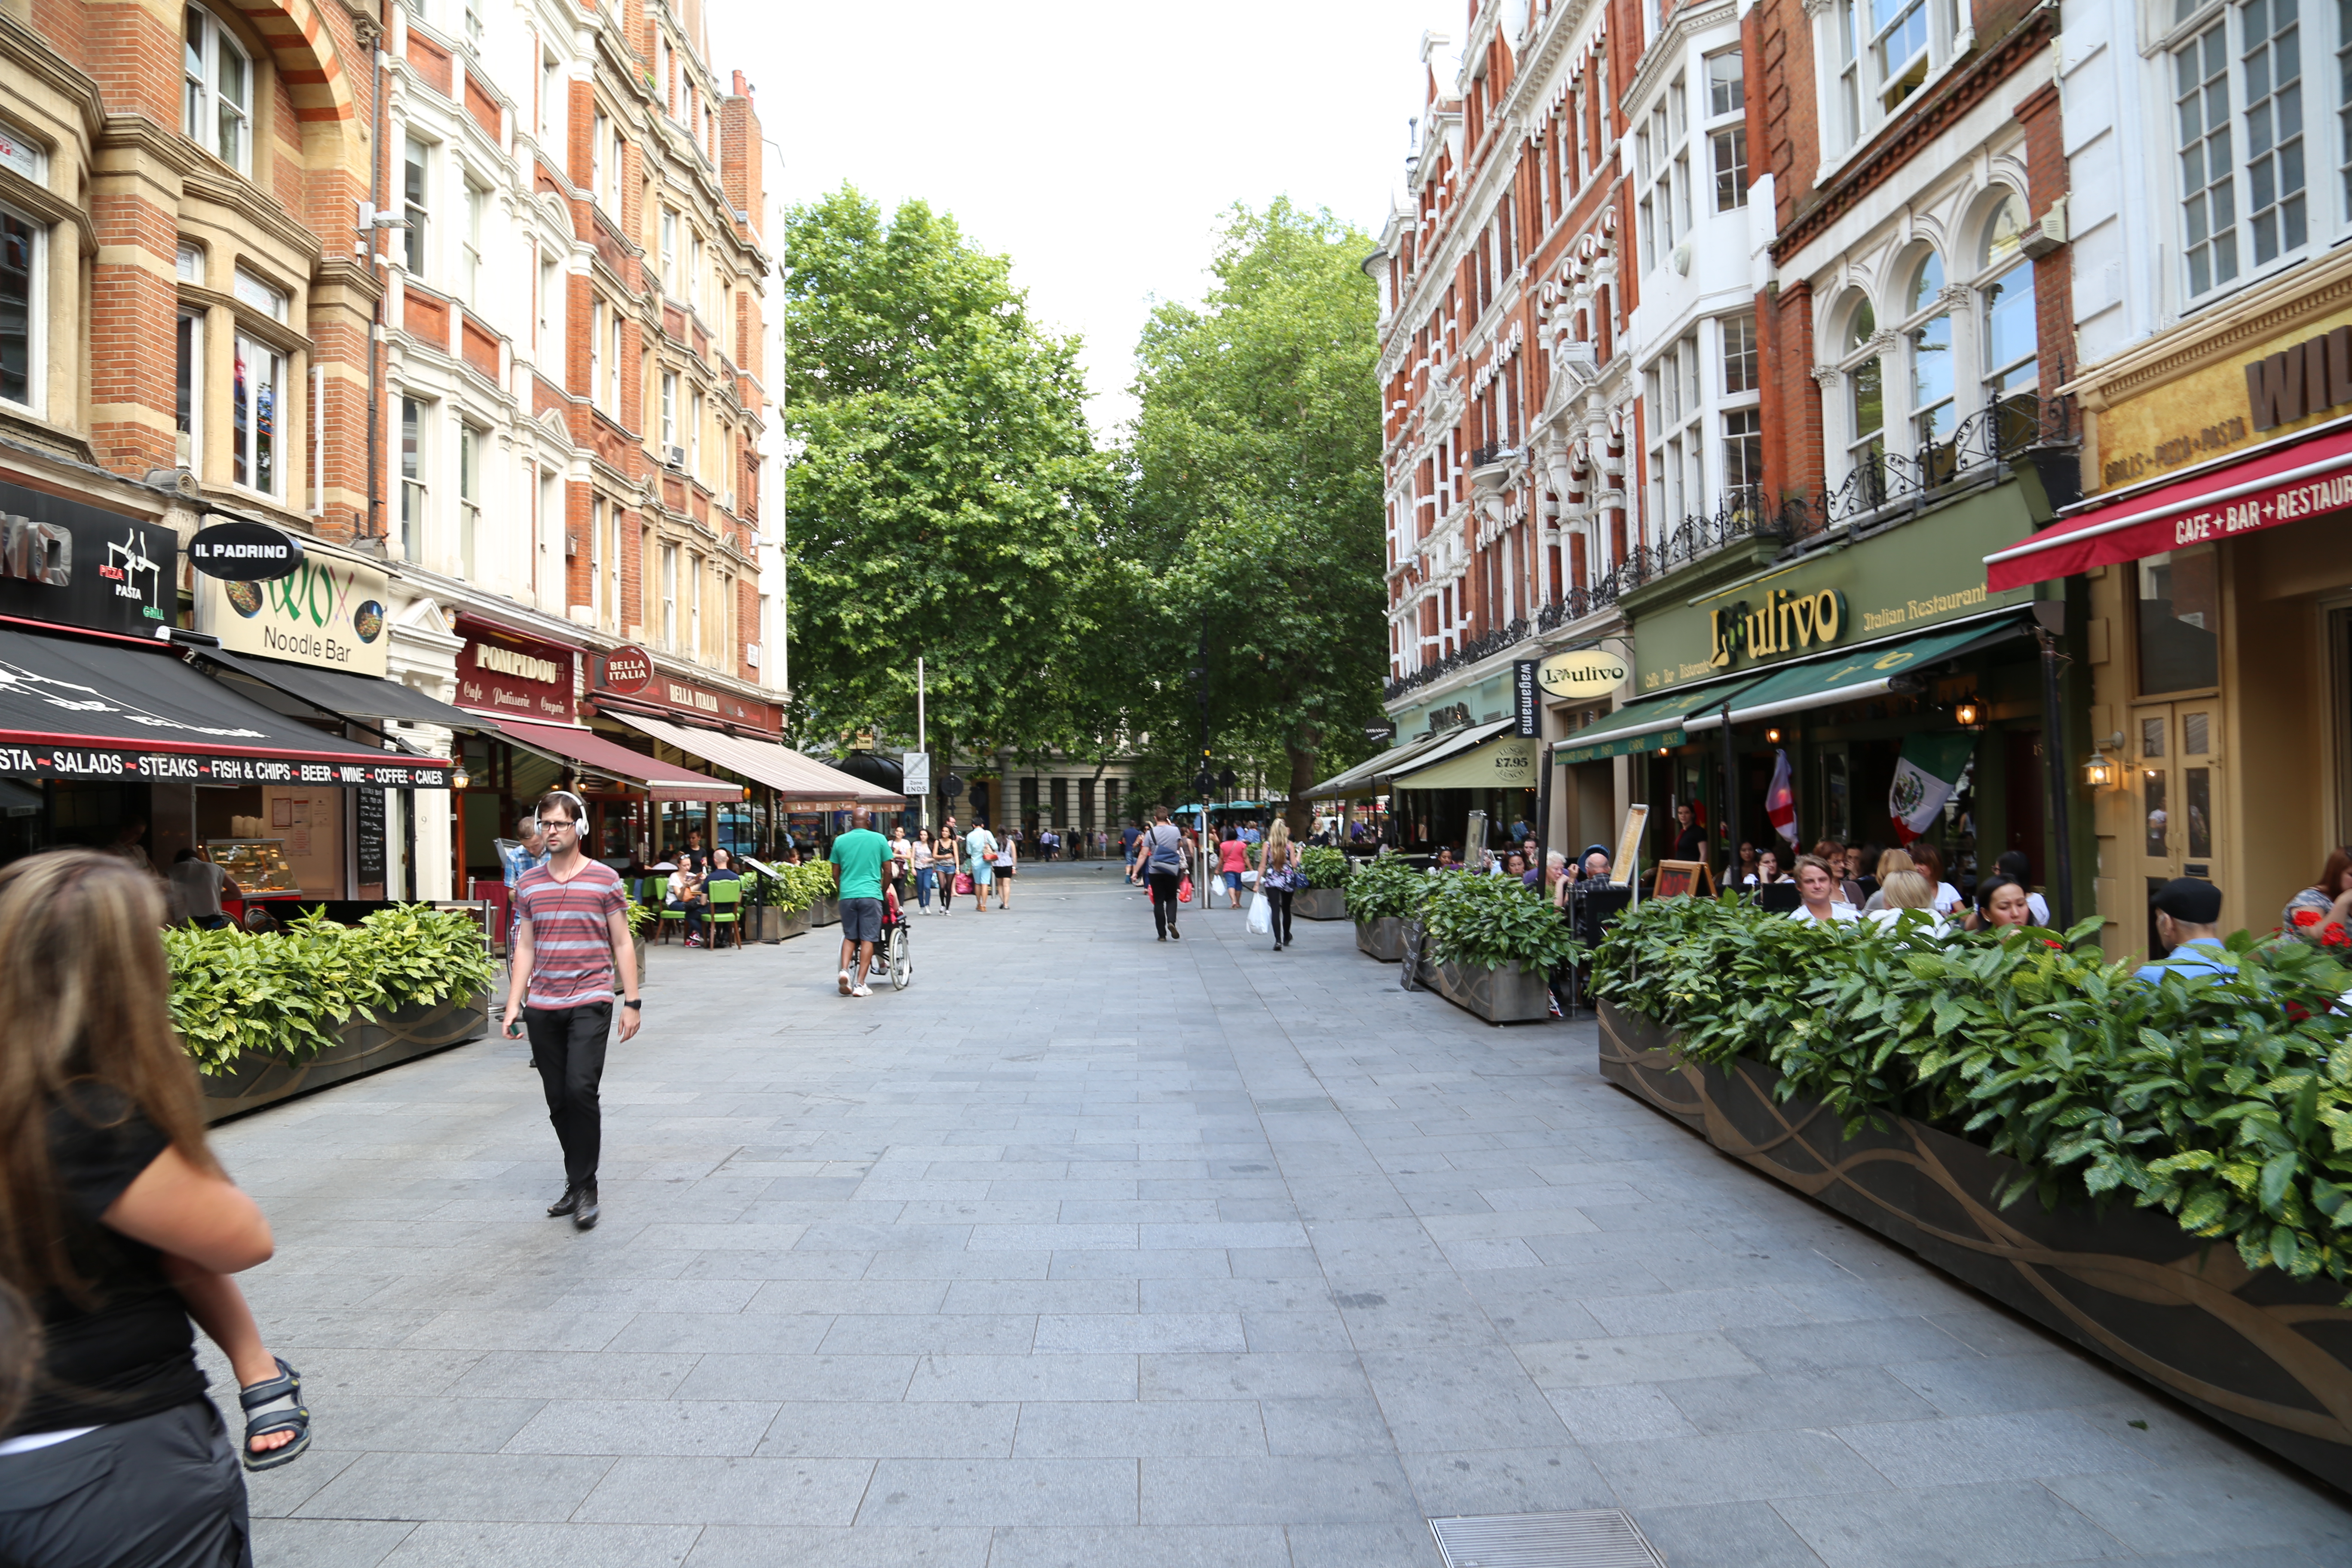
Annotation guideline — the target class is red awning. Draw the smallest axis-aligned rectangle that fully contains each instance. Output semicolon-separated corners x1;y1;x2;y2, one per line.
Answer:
488;717;741;802
1985;424;2352;590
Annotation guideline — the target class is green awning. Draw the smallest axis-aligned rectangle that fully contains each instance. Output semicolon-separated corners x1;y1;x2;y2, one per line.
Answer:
1303;726;1459;799
1553;679;1761;764
1682;619;2025;731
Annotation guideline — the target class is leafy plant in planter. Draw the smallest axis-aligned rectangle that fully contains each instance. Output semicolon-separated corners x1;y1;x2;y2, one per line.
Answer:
1423;871;1586;972
1299;846;1351;889
625;899;659;939
1588;896;2352;1294
166;906;497;1076
1344;853;1431;923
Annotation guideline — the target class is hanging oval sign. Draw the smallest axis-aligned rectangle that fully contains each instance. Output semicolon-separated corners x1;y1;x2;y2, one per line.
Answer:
189;519;303;582
1536;649;1630;700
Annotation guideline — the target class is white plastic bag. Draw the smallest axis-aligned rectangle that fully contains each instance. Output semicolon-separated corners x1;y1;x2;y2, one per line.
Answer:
1247;890;1273;934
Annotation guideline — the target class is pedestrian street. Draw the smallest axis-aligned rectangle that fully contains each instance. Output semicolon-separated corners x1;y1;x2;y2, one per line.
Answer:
208;863;2352;1568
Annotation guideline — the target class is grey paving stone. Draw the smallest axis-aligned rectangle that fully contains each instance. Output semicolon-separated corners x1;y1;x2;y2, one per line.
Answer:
1663;1366;1943;1434
1259;1395;1397;1456
756;1401;1019;1458
907;1353;1138;1402
1516;1330;1761;1388
377;1521;701;1566
2042;1467;2352;1558
458;1351;696;1400
307;1394;548;1454
939;1278;1139;1314
599;1311;836;1355
1724;1315;1981;1375
572;1454;875;1524
818;1314;1038;1355
247;1518;416;1568
499;1398;782;1457
684;1526;994;1567
294;1450;616;1522
1773;1479;2135;1568
1357;1345;1573;1450
1139;1454;1422;1524
1628;1500;1835;1568
1884;1350;2145;1418
1395;1445;1616;1517
1583;1428;1894;1508
1282;1522;1446;1568
855;1457;1138;1526
983;1525;1292;1568
1545;1382;1702;1441
1832;1409;2156;1488
1139;1351;1373;1402
672;1353;919;1403
1013;1400;1267;1458
1033;1312;1247;1353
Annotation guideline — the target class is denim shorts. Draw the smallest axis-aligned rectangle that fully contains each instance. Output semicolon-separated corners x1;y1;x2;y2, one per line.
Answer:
839;897;885;943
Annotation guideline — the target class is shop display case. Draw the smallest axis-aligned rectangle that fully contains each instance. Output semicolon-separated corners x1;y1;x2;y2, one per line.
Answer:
205;838;303;897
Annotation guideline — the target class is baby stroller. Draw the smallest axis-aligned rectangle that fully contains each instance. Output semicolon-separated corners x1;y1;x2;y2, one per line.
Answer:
869;872;913;991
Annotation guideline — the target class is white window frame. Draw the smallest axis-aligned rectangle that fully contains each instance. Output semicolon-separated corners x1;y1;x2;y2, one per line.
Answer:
399;395;427;561
536;250;560;363
232;330;285;497
2165;0;2333;306
606;307;622;412
1719;312;1763;497
1704;48;1749;212
591;110;607;205
660;541;678;648
457;420;481;579
689;387;703;476
1822;0;1961;157
174;308;200;464
1832;291;1889;501
540;53;561;147
588;297;603;406
659;208;677;295
659;369;677;449
401;134;431;278
1975;190;2040;442
183;5;252;176
461;176;487;305
1644;331;1704;533
0;203;44;415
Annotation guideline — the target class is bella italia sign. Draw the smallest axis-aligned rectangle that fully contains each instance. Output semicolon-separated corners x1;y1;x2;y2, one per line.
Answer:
1535;649;1629;701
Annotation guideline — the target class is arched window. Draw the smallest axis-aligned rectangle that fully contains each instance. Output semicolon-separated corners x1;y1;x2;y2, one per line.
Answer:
1841;292;1885;495
1978;192;2038;447
183;6;251;175
1903;251;1954;465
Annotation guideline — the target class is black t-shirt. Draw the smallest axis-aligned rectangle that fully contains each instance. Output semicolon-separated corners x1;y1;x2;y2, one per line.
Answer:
7;1085;204;1436
1672;825;1707;862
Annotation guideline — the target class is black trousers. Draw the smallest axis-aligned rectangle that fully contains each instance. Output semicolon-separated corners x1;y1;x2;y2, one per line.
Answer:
1146;870;1182;936
0;1399;251;1568
525;1001;612;1187
1267;887;1293;944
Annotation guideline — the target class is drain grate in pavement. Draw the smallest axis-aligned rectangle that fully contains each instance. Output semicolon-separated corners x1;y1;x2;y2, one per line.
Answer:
1427;1509;1670;1568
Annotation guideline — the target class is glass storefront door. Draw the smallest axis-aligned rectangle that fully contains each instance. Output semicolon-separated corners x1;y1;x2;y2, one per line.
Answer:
2132;701;2223;952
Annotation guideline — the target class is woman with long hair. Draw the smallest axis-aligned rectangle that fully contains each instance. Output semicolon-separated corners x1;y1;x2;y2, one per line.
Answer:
1261;820;1297;951
2283;846;2352;947
0;851;305;1567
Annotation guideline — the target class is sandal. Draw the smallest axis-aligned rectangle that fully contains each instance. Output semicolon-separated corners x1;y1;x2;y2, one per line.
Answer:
239;1355;310;1471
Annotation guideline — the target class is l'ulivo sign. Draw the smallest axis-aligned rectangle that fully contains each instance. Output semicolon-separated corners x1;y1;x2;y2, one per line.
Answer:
1708;588;1847;669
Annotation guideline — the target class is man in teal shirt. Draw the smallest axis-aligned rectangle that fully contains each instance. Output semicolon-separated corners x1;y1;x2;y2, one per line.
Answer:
828;808;893;997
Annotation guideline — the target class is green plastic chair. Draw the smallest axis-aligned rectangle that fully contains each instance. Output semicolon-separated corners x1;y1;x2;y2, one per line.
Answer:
704;877;744;950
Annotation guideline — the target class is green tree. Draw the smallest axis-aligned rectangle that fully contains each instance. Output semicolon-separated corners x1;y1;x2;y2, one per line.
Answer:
781;187;1122;769
1122;199;1388;833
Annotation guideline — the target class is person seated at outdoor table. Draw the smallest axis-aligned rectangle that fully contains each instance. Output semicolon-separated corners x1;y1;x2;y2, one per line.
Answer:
2282;846;2352;949
1502;851;1529;885
1860;848;1916;911
1577;846;1611;882
2135;878;2232;984
1813;838;1865;908
1730;840;1760;887
1990;850;2050;925
168;847;239;931
1743;848;1788;887
1433;846;1458;871
1908;842;1965;916
706;848;740;885
1963;875;2035;932
1788;854;1859;923
666;864;708;947
1846;842;1883;904
1864;870;1946;935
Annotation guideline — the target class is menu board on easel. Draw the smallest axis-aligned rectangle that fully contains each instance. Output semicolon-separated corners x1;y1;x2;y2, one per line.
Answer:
355;786;386;895
1611;804;1650;888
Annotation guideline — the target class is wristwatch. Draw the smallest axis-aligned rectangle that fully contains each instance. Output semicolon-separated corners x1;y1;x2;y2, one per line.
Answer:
623;999;642;1011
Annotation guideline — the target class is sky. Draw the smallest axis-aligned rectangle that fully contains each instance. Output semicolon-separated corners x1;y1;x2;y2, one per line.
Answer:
711;1;1461;437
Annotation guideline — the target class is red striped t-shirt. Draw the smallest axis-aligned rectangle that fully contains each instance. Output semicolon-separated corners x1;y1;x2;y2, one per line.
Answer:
515;861;628;1008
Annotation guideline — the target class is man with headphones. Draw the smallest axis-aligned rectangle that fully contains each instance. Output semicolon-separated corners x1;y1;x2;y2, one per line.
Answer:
503;789;641;1231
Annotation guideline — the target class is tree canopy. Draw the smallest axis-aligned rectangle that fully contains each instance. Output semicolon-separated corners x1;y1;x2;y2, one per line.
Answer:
1119;199;1389;828
780;187;1121;763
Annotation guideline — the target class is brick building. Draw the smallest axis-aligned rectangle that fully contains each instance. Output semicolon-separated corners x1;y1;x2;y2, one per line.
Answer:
1350;0;2085;903
0;0;789;900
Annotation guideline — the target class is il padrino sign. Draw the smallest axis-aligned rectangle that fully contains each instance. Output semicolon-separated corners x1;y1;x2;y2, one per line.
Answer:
1634;487;2036;694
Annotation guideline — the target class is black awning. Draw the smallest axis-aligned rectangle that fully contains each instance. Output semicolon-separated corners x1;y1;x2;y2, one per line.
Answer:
192;646;480;729
0;628;452;787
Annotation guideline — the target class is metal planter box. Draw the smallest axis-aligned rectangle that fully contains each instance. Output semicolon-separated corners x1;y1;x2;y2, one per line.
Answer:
201;991;490;1124
773;907;811;940
1355;916;1407;961
1294;887;1348;921
1596;1001;2352;1494
809;897;840;928
1430;957;1552;1024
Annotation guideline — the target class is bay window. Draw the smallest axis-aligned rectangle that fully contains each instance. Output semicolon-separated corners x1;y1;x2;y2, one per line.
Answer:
232;333;282;496
1979;193;2040;444
1827;0;1959;153
183;6;251;175
2171;0;2326;301
1706;49;1748;211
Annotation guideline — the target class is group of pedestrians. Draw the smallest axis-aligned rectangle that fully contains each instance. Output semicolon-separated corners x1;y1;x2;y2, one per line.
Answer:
897;818;1017;916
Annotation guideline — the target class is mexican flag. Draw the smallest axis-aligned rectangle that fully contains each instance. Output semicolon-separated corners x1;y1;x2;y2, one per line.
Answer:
1765;749;1799;846
1889;732;1977;844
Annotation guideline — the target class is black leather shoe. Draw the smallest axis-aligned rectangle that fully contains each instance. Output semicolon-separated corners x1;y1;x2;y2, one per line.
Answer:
546;1185;581;1218
573;1183;600;1230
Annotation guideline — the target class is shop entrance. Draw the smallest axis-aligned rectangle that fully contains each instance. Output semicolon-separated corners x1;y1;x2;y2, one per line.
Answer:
2132;701;2223;952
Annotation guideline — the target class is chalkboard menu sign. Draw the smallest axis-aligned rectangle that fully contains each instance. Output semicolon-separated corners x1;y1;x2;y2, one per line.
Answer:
355;786;386;883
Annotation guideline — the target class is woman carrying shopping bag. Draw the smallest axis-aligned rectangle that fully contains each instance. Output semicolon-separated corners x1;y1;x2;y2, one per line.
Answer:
1260;821;1298;952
